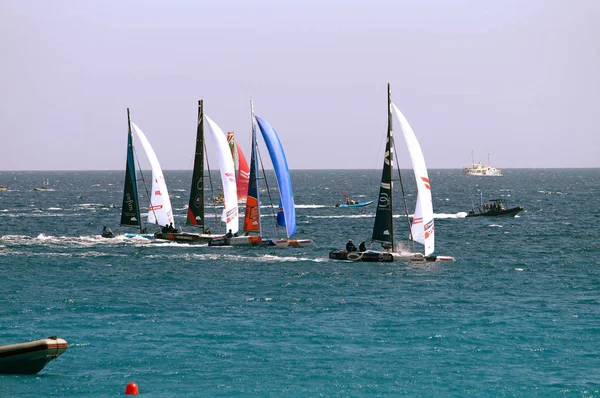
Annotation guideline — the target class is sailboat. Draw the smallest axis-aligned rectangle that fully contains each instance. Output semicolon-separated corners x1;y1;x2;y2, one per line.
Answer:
119;108;174;239
329;84;454;262
226;100;312;248
463;151;502;176
153;100;239;243
227;131;250;203
33;178;55;191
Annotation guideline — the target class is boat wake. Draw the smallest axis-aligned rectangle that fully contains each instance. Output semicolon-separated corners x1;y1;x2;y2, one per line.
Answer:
436;212;468;219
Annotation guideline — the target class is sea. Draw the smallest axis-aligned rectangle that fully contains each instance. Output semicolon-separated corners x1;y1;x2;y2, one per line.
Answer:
0;169;598;397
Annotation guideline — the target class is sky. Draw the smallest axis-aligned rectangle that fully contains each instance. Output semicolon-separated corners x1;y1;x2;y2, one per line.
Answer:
1;0;598;171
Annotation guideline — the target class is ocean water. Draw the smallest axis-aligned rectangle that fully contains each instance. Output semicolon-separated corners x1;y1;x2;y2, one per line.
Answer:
0;169;599;397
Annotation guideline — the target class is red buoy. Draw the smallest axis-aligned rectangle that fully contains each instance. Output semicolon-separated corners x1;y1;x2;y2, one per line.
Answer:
125;382;139;395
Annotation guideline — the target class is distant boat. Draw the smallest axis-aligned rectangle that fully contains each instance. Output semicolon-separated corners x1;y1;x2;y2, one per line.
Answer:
33;178;55;191
336;200;373;208
154;100;239;244
330;84;454;263
335;190;373;208
0;336;68;375
223;100;313;248
463;151;502;176
467;193;523;217
118;108;174;239
0;186;7;191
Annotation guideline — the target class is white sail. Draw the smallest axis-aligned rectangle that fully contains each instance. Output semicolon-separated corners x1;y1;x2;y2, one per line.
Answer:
392;103;434;256
130;122;175;228
204;115;239;234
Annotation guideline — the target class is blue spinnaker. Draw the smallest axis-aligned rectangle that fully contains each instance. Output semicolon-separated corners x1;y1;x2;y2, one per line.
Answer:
255;116;296;238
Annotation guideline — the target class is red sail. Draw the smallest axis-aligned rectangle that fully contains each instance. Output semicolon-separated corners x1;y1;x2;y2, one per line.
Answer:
235;141;250;201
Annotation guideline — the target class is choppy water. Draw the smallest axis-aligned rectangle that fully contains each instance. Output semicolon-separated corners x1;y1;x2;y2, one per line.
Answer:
0;169;599;397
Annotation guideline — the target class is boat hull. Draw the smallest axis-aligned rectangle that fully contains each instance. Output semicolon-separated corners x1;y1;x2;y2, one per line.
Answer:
153;232;215;244
228;236;313;247
0;337;68;375
466;206;524;218
329;249;394;262
330;249;455;263
335;200;374;208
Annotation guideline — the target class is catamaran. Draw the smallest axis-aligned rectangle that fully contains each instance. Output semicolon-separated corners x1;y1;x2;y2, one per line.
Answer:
118;108;174;239
153;100;239;243
329;84;454;262
223;100;312;248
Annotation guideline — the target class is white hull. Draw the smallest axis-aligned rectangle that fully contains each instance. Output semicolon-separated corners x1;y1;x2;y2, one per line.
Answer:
463;166;502;177
391;251;455;262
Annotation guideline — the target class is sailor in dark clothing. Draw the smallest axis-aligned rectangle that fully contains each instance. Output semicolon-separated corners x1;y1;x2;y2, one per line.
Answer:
346;239;357;252
169;222;178;233
162;224;169;233
225;229;233;239
204;227;211;234
102;226;114;238
358;241;366;252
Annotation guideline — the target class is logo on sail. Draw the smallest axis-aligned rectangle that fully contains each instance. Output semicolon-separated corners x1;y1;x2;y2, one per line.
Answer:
421;177;431;190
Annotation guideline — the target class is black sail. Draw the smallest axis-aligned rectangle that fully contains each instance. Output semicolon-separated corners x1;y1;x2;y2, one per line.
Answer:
186;100;205;228
371;84;394;246
120;108;142;231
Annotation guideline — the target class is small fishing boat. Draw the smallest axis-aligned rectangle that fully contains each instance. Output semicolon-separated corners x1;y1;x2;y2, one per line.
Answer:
335;190;373;207
0;186;7;191
0;336;68;374
335;200;373;208
33;178;55;191
466;196;523;218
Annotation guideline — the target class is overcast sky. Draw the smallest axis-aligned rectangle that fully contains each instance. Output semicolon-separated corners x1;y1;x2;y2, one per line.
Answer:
1;0;598;171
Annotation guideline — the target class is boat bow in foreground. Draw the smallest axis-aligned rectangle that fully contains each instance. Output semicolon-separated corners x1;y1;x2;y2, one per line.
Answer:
0;336;68;375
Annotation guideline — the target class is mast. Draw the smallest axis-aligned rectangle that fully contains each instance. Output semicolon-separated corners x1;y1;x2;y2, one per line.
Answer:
372;83;395;247
242;99;262;236
186;100;205;230
387;83;394;248
121;108;144;233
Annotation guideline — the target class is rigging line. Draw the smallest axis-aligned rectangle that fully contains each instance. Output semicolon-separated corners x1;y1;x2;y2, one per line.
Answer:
203;140;219;227
391;134;415;253
132;144;159;230
256;146;278;224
